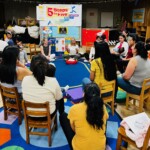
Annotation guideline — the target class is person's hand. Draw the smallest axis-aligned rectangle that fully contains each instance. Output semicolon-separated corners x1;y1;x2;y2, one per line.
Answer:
46;56;50;60
111;50;116;54
121;58;126;61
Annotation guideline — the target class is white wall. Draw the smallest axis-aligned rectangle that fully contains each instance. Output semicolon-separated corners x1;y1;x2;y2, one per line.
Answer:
86;8;98;28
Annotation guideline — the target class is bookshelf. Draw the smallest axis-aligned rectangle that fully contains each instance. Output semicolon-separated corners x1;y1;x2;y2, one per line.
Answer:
127;22;150;42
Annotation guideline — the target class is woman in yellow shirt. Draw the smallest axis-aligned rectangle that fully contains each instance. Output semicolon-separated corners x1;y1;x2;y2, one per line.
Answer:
60;83;109;150
82;39;117;96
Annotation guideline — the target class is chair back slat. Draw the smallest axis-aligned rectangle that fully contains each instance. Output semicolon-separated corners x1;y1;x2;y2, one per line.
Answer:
141;78;150;96
0;85;22;125
22;100;50;119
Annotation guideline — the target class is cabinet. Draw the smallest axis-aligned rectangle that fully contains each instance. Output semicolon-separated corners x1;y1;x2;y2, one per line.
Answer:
127;22;150;42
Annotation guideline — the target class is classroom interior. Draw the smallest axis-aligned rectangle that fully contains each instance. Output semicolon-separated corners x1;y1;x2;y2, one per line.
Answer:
0;0;150;150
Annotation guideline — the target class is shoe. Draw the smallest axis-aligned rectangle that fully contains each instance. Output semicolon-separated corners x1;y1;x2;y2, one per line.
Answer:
84;60;89;62
116;71;121;75
50;58;55;62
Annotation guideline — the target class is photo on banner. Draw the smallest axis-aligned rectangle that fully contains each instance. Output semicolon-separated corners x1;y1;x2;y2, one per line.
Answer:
58;27;68;34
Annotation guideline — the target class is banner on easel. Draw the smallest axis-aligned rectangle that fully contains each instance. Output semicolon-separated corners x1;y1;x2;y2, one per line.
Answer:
37;4;82;26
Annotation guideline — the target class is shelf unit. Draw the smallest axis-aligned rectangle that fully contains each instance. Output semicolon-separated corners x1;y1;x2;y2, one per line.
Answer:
127;22;150;42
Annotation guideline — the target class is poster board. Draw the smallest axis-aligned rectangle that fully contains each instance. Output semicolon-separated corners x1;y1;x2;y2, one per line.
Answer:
132;8;145;22
37;4;82;26
101;12;113;27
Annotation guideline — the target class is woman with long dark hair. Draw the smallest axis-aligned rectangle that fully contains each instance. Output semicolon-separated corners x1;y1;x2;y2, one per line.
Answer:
117;41;150;95
82;36;117;94
22;54;64;116
60;83;108;150
0;46;31;93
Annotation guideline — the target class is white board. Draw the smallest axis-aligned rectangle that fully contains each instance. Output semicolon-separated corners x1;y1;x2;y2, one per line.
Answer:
101;12;113;27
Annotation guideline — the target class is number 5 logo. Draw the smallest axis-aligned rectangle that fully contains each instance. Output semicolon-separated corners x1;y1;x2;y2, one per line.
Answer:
48;8;53;16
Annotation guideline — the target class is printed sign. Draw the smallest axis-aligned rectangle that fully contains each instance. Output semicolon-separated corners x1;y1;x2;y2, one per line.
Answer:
132;8;145;22
37;4;82;26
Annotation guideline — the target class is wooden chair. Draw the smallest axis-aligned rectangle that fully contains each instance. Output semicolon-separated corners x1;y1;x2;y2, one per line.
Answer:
116;125;150;150
86;42;93;53
0;85;22;125
22;100;57;146
99;80;116;115
126;78;150;113
29;44;37;59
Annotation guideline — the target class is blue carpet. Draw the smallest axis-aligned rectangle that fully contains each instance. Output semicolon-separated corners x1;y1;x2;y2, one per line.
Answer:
0;60;121;150
54;59;90;88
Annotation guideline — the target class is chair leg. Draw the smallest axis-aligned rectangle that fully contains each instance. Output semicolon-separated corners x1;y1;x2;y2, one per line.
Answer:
54;115;58;131
18;112;22;125
116;133;122;150
139;98;144;113
133;99;136;106
126;95;129;109
111;101;114;116
26;127;30;144
4;107;8;120
48;129;51;146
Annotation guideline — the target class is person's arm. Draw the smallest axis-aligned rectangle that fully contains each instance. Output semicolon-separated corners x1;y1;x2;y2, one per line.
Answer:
54;79;63;100
48;45;51;57
75;45;79;54
17;67;32;81
16;60;26;68
111;43;119;54
66;44;70;53
89;47;95;61
23;50;28;63
122;57;137;80
90;61;96;81
90;71;95;81
68;107;76;132
40;45;46;57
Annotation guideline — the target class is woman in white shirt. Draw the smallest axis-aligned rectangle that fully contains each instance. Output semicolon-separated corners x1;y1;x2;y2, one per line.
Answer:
22;54;64;116
64;38;80;59
111;34;129;58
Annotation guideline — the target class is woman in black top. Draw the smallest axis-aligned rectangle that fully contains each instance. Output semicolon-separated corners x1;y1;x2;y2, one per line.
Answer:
40;38;55;61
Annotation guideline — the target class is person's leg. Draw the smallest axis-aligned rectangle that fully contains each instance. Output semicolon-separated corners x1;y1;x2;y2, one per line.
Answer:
116;59;124;73
117;76;141;95
59;112;75;150
56;98;64;115
84;53;89;60
82;78;92;89
63;54;70;59
50;54;56;59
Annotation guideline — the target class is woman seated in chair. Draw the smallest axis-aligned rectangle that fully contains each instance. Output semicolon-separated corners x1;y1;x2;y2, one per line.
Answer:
40;38;55;61
22;54;64;117
60;83;109;150
0;46;32;93
117;41;150;95
82;35;117;98
116;34;136;74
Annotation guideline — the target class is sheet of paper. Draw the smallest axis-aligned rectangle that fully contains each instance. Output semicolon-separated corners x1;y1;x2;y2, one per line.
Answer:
124;112;150;135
